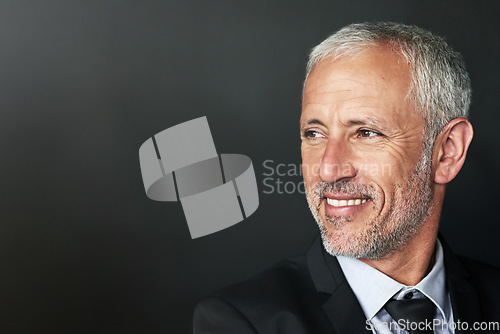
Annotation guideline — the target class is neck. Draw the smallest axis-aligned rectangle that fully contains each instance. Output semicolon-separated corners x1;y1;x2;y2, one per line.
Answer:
359;207;441;286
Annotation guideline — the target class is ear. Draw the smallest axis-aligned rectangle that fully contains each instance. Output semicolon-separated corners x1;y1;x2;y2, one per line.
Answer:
433;117;474;184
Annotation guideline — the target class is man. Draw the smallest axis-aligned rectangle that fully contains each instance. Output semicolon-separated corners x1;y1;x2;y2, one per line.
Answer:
193;22;500;333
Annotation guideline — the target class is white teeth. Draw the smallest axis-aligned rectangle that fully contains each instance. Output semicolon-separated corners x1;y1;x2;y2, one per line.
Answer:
326;198;368;207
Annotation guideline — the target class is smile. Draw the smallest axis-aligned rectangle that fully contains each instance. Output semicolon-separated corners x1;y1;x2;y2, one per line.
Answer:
326;198;367;207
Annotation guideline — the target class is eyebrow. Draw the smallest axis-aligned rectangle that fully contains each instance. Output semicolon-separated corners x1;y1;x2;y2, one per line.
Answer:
304;119;326;127
346;116;386;129
302;116;387;130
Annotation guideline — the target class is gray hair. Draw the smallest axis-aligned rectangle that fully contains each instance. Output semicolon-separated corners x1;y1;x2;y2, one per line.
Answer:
305;22;471;154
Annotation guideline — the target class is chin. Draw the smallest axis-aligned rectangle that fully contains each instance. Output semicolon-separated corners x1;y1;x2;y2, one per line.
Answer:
316;215;403;260
320;229;374;259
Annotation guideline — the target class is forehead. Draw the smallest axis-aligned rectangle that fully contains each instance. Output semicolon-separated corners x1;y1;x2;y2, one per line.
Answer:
305;48;411;99
301;48;419;127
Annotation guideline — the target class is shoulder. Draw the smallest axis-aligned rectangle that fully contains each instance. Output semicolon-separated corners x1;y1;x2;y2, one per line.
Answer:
212;255;316;309
455;255;500;318
458;256;500;281
193;255;329;333
456;255;500;293
441;237;500;290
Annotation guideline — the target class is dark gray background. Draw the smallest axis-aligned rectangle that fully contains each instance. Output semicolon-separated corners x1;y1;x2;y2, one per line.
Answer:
1;0;499;333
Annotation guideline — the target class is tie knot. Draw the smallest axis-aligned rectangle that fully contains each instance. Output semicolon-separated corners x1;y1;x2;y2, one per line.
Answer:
384;296;436;334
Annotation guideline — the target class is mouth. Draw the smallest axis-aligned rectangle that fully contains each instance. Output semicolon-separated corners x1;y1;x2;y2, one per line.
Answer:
326;198;368;207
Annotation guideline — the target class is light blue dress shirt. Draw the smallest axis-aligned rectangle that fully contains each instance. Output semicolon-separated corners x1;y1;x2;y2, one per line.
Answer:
337;240;454;334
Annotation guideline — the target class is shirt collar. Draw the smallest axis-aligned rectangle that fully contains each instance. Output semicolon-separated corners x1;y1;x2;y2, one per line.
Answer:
414;239;450;320
336;239;449;321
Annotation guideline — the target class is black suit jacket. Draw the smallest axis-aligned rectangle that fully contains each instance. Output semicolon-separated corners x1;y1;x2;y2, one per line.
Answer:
193;237;500;333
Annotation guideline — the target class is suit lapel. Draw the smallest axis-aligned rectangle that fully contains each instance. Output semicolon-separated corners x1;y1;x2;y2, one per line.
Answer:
306;236;485;334
307;237;372;334
322;283;372;334
441;239;482;334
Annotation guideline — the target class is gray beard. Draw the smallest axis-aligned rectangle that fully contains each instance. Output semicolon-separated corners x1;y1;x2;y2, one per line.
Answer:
305;152;434;260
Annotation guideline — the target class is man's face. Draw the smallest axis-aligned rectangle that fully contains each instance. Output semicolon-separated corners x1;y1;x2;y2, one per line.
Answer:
301;48;434;260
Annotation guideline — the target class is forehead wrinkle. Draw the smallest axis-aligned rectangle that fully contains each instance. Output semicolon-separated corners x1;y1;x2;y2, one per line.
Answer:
305;91;361;106
306;69;382;91
305;60;408;103
304;82;389;106
302;52;416;134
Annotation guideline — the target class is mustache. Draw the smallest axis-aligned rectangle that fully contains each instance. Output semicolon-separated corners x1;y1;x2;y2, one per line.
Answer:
314;180;375;199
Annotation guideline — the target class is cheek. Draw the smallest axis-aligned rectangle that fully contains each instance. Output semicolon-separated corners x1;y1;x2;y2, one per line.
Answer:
359;159;396;181
357;147;414;181
301;145;323;183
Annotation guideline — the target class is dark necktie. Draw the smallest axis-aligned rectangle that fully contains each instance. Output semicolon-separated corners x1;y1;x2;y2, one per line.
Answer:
384;296;436;334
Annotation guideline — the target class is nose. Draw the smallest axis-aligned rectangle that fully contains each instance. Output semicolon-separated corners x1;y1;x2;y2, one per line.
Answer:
319;138;357;183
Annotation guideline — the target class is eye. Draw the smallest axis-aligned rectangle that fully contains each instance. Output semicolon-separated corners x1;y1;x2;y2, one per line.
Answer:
357;129;382;138
304;130;325;139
